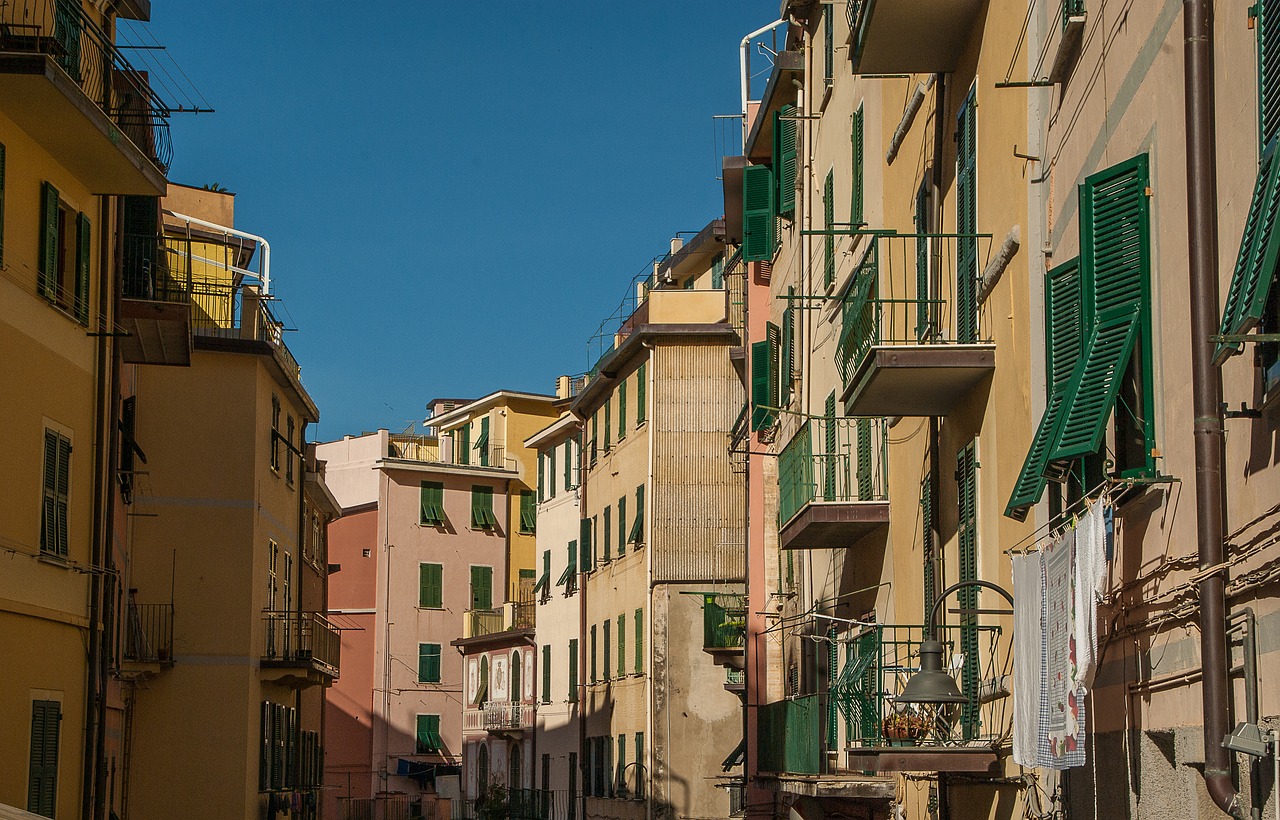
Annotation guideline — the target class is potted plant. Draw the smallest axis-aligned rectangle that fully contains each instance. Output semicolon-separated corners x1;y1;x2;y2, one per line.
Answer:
882;711;930;746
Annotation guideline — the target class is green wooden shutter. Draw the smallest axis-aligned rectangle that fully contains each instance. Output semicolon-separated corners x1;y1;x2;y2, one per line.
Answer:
419;643;441;683
1050;312;1142;462
564;438;574;488
55;435;69;556
420;563;443;608
420;481;445;526
956;440;980;739
751;339;771;431
41;431;58;553
915;186;931;339
417;714;433;753
603;506;612;560
0;143;6;268
74;213;90;324
825;626;839;751
921;476;936;622
781;287;795;407
823;393;837;501
617;496;626;555
1261;0;1280;148
956;87;978;344
471;485;496;529
637;363;647;424
520;490;536;534
712;254;725;289
603;619;611;680
538;449;545;501
617;614;625;677
28;700;59;817
568;639;579;701
743;164;775;262
259;702;271;790
618;380;627;441
471;566;492;610
851;105;865;225
856;418;873;499
580;518;592;569
823;169;836;288
458;424;470;465
604;401;612;450
1217;143;1280;362
39;182;59;300
634;608;643;673
542;645;551;703
628;484;644;544
775;104;798;216
478;417;490;466
590;625;597;683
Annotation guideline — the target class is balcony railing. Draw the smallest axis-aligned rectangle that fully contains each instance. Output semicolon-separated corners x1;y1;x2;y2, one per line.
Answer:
262;612;341;679
759;694;824;774
463;702;536;733
0;0;173;170
387;432;439;463
777;417;889;530
123;601;173;665
836;233;993;387
464;600;536;639
702;593;746;650
122;233;192;302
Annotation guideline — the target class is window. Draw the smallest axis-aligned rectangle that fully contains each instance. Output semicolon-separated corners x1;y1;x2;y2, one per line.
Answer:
921;476;936;623
603;506;612;561
519;490;536;534
37;182;90;324
604;400;612;451
537;549;551;600
774;104;798;217
477;416;490;467
285;416;295;483
542;645;551;703
590;412;598;466
636;363;647;425
537;451;545;502
416;714;442;754
458;423;470;466
420;563;443;608
751;324;780;431
616;496;626;556
580;518;593;572
823;169;835;287
628;485;645;546
548;446;557;499
556;541;577;592
28;699;60;817
1007;154;1155;519
471;485;497;529
564;438;574;490
470;565;493;610
260;702;296;791
590;625;597;683
634;733;645;798
616;735;626;795
634;608;643;674
418;643;441;683
851;104;865;225
568;753;578;818
420;481;445;526
823;3;834;85
956;438;979;737
40;429;70;557
915;183;932;339
781;287;795;407
742;164;775;262
603;619;611;681
270;396;281;472
956;85;979;344
617;614;625;678
568;638;579;701
712;254;725;289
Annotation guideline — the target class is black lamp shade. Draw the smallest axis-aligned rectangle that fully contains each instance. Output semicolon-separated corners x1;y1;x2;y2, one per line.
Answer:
897;639;968;705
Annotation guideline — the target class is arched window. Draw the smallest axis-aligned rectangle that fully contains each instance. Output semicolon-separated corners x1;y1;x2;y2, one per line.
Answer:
509;741;522;790
477;743;489;798
510;651;521;702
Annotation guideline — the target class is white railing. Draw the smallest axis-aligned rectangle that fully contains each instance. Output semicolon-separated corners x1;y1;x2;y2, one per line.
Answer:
463;702;536;733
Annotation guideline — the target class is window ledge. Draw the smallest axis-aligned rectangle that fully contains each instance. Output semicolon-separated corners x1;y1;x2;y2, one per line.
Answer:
37;552;72;569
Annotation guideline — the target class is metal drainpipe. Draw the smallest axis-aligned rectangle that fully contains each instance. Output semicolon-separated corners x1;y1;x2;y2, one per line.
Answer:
1182;0;1240;815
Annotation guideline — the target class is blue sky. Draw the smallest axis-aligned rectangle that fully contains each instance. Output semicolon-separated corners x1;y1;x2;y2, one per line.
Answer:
138;1;778;441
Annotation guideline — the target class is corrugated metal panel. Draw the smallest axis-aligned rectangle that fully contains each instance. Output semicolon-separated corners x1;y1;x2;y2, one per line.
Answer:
652;341;747;582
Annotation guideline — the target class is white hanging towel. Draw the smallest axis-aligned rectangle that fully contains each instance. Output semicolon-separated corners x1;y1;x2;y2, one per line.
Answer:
1074;498;1107;690
1011;550;1044;767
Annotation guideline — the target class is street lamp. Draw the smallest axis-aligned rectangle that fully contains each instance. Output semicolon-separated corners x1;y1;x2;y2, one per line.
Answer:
896;580;1014;707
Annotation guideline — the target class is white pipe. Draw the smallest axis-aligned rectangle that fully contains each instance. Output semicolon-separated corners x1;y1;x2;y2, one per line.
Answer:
167;210;272;295
740;18;789;139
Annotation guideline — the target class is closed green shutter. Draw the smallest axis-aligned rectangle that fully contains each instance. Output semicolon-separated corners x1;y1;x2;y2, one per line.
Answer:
1261;0;1280;148
856;418;872;499
27;700;59;817
590;625;597;683
604;401;612;451
564;438;574;488
39;182;59;300
41;431;58;554
603;506;612;561
470;566;493;610
743;164;775;262
0;143;6;268
419;643;441;683
417;714;440;753
824;170;836;288
751;340;772;430
775;104;798;216
617;614;625;677
458;423;470;465
851;105;865;225
538;449;545;501
635;608;643;673
617;496;626;555
956;440;979;739
781;287;795;407
542;645;551;703
603;619;611;680
580;519;592;569
1217;143;1280;362
956;87;978;344
628;484;644;544
420;563;443;608
637;363;647;425
823;393;837;501
74;213;89;323
921;476;936;622
568;639;579;701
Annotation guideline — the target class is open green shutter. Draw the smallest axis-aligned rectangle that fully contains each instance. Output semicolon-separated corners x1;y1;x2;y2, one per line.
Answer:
39;182;59;300
617;614;625;677
1216;143;1280;363
750;340;772;431
637;363;647;424
1005;391;1069;520
743;164;775;262
1049;311;1143;463
956;87;978;344
568;639;579;700
635;608;643;673
521;491;536;533
921;476;936;621
823;393;836;501
603;506;612;560
564;438;574;487
458;424;470;465
781;287;794;407
851;106;865;225
915;186;931;339
537;450;545;501
823;170;835;288
617;496;626;554
956;440;980;739
542;645;551;702
1262;0;1280;147
775;104;798;216
628;484;644;544
856;418;872;499
75;213;89;323
41;431;57;553
580;519;592;569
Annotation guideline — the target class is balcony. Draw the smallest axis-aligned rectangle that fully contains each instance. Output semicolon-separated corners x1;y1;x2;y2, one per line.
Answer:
836;233;994;417
261;612;340;687
777;418;889;551
702;593;745;670
119;600;173;679
463;701;536;735
462;600;535;640
847;0;985;75
759;622;1011;784
118;233;192;366
0;0;169;194
387;432;439;462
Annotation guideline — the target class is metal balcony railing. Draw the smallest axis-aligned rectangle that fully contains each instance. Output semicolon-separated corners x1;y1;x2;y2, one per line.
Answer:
262;612;340;678
463;702;536;733
777;417;889;529
836;233;993;390
465;600;535;639
0;0;173;170
702;593;746;650
387;432;439;463
758;694;824;774
123;601;173;665
121;233;191;302
465;609;504;638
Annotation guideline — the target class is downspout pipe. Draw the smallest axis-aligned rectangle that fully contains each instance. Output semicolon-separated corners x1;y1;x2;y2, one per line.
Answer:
1182;0;1240;815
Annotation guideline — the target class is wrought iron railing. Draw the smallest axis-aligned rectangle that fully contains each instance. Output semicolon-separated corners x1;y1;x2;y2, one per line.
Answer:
123;600;172;664
0;0;173;170
262;612;340;678
702;593;746;650
463;702;537;733
835;233;992;391
777;417;889;529
122;233;191;302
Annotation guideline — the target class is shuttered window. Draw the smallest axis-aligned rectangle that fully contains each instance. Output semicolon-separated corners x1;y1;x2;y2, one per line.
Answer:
636;363;647;425
568;639;579;701
823;393;837;501
856;418;873;498
921;476;936;623
41;430;70;557
751;339;771;431
74;213;90;324
537;449;545;501
915;185;931;339
536;550;551;598
38;182;58;301
580;518;592;570
590;625;597;683
1217;142;1280;362
564;437;574;489
458;423;470;466
1261;0;1280;148
617;614;626;677
420;481;445;526
542;645;551;703
470;565;493;610
851;105;865;225
617;496;627;556
603;619;611;681
823;169;836;288
27;700;59;817
956;439;979;738
418;643;441;683
743;164;775;262
603;506;612;561
635;608;643;673
520;490;536;534
775;104;798;216
476;417;490;466
470;485;497;529
548;447;557;499
628;484;645;545
712;254;725;289
604;400;612;451
956;86;978;344
419;563;443;608
781;287;795;407
416;714;441;753
823;3;834;83
618;381;627;441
